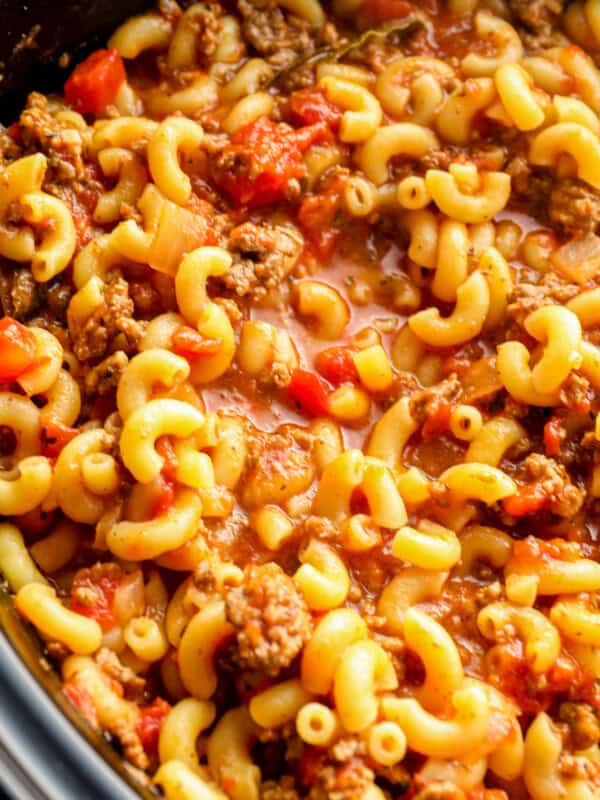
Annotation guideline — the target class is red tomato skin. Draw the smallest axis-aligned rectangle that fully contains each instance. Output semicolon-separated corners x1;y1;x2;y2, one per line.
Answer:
171;326;222;358
152;474;176;518
359;0;414;19
0;317;36;381
314;347;358;385
65;49;126;114
63;681;98;725
503;483;549;517
214;117;326;209
288;369;330;417
289;89;342;129
136;698;171;758
422;397;452;439
70;572;121;631
543;416;564;456
40;420;79;458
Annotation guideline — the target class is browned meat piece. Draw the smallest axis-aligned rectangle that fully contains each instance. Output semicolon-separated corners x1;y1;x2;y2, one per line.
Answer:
84;351;128;396
240;426;315;508
19;92;85;181
0;266;40;320
507;273;580;327
308;738;375;800
524;453;585;517
260;777;300;800
560;372;591;411
70;277;144;361
96;648;146;697
413;784;466;800
409;376;462;425
223;222;303;300
71;563;123;610
548;178;600;234
225;562;312;675
559;703;600;750
237;0;314;67
507;0;565;48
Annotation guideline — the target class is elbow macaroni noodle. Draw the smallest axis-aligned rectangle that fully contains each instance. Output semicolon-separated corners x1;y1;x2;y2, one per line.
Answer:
0;3;597;799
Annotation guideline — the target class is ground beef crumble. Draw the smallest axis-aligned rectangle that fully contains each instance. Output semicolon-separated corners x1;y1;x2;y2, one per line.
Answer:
225;562;312;675
523;453;585;517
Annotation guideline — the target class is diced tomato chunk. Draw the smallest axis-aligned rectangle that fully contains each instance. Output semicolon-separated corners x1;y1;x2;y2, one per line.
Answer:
152;474;176;518
156;436;179;483
63;681;98;726
509;535;580;569
314;347;358;385
288;368;330;417
136;697;171;758
171;326;222;359
289;89;342;129
70;570;121;631
0;317;36;382
502;483;549;517
40;419;79;458
213;117;327;209
422;397;453;439
543;416;565;456
297;173;346;259
64;49;126;114
359;0;414;19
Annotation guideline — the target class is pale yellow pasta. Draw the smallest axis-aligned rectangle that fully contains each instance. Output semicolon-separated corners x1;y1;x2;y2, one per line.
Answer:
352;345;394;392
206;706;260;800
80;453;119;496
478;602;560;674
159;698;216;770
408;270;490;347
381;684;490;759
249;679;312;728
178;600;234;701
167;3;216;69
294;539;350;610
301;608;367;694
391;324;426;372
567;287;600;327
496;341;560;406
0;523;47;591
357;124;439;185
220;59;272;104
19;191;76;282
327;385;371;422
495;63;545;131
0;457;52;516
107;488;202;560
456;524;512;576
418;757;488;792
249;506;294;550
109;12;172;57
222;92;274;134
148;117;204;205
366;396;418;470
439;462;516;503
154;761;226;800
462;12;523;77
550;597;600;645
144;76;219;117
553;94;600;133
39;369;81;427
506;546;600;595
119;398;204;484
277;0;325;25
426;168;511;223
480;245;513;331
529;121;600;189
344;174;378;216
54;430;114;524
449;404;483;441
94;148;146;224
524;712;596;800
16;583;101;655
396;175;431;210
0;154;46;262
404;608;463;713
296;703;340;746
333;640;397;732
436;78;496;144
318;77;382;142
465;416;525;467
391;520;461;571
91;117;159;152
294;280;350;339
432;219;469;303
29;520;80;574
377;567;448;633
367;721;407;766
